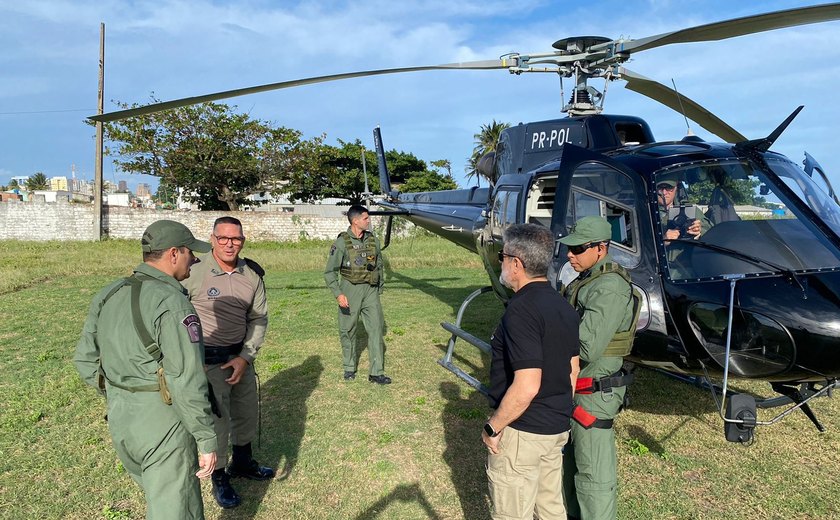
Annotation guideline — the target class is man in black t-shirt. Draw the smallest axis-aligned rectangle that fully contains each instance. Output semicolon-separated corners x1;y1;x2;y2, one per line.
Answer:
482;223;581;520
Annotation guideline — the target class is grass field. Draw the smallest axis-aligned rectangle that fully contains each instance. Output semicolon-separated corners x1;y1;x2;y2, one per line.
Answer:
0;235;838;519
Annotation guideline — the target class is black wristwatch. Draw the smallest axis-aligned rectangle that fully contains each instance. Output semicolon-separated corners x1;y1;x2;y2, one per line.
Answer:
484;422;500;437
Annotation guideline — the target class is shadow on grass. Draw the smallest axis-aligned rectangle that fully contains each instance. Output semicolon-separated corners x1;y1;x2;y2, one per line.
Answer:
440;381;492;520
354;482;443;520
385;270;489;315
220;355;323;519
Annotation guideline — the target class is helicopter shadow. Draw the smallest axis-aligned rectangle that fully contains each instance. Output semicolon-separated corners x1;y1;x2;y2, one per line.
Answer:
217;355;323;519
353;482;443;520
440;381;492;520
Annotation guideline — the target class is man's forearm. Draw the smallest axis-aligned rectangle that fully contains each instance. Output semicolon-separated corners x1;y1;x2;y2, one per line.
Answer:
488;368;541;431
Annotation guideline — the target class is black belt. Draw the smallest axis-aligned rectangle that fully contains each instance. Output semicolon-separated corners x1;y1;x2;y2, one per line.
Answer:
204;342;244;365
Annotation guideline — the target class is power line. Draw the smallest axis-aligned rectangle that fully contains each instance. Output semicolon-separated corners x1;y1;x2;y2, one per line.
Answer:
0;108;95;115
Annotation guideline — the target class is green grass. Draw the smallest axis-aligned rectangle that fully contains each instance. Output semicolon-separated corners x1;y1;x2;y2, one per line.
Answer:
0;236;838;519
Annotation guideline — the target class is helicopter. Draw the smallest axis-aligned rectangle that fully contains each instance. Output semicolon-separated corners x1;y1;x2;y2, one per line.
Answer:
90;3;840;443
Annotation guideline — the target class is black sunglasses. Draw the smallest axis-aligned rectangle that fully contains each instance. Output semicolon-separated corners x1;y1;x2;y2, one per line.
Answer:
567;242;600;255
497;251;526;269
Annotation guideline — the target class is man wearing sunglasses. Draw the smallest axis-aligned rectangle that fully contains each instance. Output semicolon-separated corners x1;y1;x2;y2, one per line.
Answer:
183;216;274;509
657;174;710;240
483;224;580;520
559;216;637;520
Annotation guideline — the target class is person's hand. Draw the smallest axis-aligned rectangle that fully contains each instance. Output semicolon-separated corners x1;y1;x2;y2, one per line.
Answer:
337;294;349;308
481;429;503;455
221;356;249;385
196;451;217;479
687;219;702;238
664;229;680;241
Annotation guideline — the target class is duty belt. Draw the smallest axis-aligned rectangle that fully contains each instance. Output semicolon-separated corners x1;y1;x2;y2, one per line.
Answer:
575;369;634;395
205;342;244;365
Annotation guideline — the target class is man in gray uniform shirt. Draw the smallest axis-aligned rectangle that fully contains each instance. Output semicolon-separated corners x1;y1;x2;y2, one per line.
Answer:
183;216;274;509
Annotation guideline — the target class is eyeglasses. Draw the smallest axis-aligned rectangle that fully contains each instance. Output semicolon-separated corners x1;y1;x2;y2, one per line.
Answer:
498;251;527;269
656;184;676;192
567;242;600;255
214;235;245;246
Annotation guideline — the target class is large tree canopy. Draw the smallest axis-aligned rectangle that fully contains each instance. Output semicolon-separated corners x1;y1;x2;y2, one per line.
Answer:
26;172;48;191
101;99;318;210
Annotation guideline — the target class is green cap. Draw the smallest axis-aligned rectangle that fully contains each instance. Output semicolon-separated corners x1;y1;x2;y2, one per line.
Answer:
656;171;681;188
141;220;211;253
558;216;612;246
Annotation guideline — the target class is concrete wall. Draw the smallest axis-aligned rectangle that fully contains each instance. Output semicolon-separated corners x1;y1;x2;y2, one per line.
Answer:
0;200;368;242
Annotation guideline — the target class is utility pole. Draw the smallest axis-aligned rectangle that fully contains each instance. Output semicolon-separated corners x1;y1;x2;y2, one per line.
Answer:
94;22;105;240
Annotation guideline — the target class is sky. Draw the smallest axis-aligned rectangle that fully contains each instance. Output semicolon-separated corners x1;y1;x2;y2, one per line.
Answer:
2;0;840;193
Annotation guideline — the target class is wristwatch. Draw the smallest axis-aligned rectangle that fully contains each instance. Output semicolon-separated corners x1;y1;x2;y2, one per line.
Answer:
483;422;500;437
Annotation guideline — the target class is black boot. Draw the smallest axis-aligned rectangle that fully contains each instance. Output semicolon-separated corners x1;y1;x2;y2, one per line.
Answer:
228;443;276;480
211;469;241;509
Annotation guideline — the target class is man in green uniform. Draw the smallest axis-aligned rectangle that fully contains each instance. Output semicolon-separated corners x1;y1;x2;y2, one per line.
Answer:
74;220;218;520
559;216;638;520
324;204;391;384
656;173;711;241
183;216;274;509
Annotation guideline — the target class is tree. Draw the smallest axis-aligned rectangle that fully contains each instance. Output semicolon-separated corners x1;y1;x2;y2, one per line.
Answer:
8;178;19;190
100;98;313;211
466;119;510;186
26;172;48;191
401;170;458;192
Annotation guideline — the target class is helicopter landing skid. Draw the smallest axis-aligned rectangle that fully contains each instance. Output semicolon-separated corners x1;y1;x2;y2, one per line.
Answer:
438;286;493;396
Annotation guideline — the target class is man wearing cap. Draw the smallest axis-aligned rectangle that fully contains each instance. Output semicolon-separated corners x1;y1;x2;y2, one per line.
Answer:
324;205;391;385
183;216;274;509
559;216;638;520
74;220;218;520
656;174;710;241
483;223;580;520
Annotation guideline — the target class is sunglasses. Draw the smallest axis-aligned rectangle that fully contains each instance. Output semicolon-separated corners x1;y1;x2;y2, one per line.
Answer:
497;251;527;269
567;242;600;255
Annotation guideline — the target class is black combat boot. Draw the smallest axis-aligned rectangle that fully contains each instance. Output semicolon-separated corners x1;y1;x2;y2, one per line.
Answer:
211;468;241;509
228;443;276;480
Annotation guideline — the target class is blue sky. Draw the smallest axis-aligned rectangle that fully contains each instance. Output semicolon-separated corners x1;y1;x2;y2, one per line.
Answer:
2;0;840;193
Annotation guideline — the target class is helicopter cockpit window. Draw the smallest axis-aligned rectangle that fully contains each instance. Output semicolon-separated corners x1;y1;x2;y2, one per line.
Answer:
490;189;520;237
564;163;639;264
654;159;840;281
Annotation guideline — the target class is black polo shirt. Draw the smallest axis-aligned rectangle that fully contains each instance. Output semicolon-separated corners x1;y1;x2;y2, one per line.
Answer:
488;280;580;434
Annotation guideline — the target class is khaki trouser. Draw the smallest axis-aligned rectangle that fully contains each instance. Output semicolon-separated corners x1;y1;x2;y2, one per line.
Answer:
206;360;258;468
486;426;570;520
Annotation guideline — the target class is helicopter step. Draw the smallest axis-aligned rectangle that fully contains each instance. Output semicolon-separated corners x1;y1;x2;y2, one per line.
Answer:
438;286;494;396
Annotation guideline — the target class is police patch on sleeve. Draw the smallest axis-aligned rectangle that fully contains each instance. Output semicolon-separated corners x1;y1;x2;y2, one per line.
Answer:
181;314;202;343
330;244;336;256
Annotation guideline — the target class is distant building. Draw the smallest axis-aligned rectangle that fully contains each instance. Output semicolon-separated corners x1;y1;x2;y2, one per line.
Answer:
104;180;117;194
11;175;28;187
104;192;130;207
136;183;151;198
118;180;128;192
49;176;68;191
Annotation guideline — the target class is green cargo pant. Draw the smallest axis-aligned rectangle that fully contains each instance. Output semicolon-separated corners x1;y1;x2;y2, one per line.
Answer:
107;387;204;520
338;279;385;376
206;360;257;468
563;386;625;520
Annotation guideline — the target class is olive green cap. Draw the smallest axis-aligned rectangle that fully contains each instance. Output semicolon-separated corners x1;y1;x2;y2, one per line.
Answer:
558;216;612;246
656;171;681;188
141;220;211;253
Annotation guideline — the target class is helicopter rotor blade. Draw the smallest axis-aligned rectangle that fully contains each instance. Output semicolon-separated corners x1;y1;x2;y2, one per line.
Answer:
88;59;511;123
617;3;840;54
619;67;746;143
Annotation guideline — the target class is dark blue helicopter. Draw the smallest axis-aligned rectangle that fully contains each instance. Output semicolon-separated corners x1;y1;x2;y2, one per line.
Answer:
91;3;840;442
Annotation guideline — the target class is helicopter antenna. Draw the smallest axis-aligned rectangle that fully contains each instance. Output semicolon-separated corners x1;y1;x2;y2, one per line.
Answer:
671;79;694;137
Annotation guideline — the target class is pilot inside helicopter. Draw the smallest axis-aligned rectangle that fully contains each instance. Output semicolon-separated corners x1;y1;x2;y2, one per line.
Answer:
656;171;711;240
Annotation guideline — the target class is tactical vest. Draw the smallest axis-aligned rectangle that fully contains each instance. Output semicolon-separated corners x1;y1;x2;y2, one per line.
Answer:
339;231;380;285
565;261;642;357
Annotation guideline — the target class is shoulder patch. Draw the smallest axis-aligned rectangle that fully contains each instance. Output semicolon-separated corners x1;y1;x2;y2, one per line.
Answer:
181;314;202;343
244;257;265;277
330;244;336;256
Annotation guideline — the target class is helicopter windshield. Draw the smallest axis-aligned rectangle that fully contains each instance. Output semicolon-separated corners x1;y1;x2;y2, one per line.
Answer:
654;158;840;281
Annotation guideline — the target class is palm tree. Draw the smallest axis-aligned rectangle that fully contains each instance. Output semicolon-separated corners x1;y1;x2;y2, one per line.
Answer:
465;119;510;186
26;172;49;191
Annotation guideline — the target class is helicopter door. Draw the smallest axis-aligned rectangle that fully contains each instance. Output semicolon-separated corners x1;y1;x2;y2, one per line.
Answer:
480;186;522;300
551;145;663;348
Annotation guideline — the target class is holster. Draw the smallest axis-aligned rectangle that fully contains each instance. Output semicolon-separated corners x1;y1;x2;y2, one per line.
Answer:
572;405;614;430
